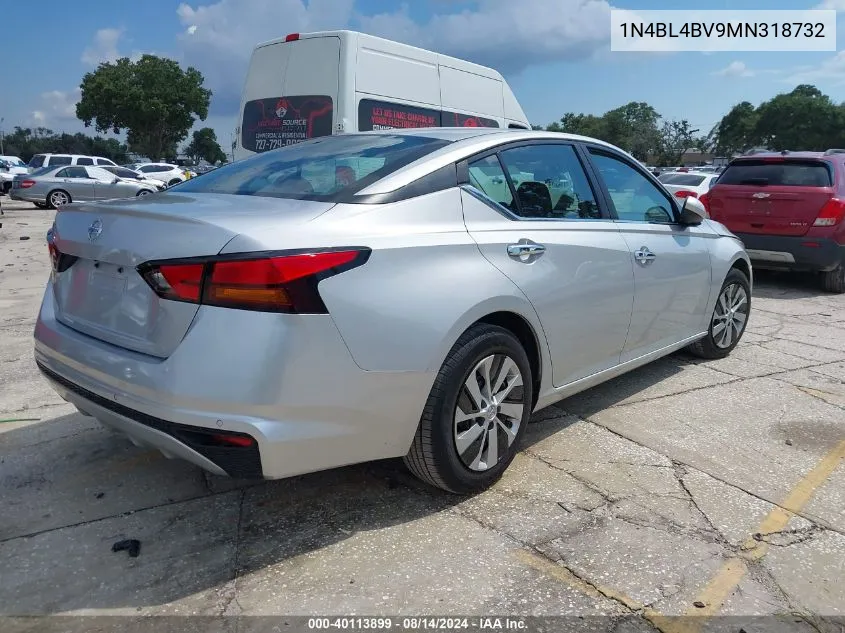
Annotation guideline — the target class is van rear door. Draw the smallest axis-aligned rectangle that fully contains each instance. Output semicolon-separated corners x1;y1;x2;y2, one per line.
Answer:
239;36;340;156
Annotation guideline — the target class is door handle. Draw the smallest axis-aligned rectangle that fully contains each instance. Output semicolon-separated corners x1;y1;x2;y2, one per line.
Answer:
507;242;546;259
634;247;657;264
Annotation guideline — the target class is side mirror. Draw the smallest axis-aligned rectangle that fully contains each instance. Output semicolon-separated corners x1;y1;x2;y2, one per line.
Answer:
680;197;708;225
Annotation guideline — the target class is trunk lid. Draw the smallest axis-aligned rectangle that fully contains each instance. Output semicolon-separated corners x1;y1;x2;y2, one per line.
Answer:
50;193;335;358
708;159;834;237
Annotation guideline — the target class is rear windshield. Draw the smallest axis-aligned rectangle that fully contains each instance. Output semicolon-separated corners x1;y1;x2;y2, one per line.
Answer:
176;133;450;202
241;95;334;153
659;173;707;186
718;160;833;187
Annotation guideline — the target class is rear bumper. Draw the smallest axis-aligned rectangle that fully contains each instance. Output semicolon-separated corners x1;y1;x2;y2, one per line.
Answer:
737;233;845;272
34;284;435;479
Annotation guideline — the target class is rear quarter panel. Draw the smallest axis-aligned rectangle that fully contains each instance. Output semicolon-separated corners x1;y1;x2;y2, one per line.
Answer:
314;189;550;375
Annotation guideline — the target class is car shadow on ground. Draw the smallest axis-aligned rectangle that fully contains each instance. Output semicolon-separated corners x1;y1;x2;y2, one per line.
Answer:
0;350;694;614
751;269;833;300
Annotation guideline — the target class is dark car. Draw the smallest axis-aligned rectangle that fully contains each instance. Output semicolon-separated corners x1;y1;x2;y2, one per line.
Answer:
701;151;845;293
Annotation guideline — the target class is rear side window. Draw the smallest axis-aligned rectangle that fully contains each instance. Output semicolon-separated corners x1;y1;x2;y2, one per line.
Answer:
358;99;441;131
442;111;499;128
241;95;334;153
29;155;45;168
177;133;449;202
718;160;833;187
76;157;94;165
659;173;706;186
50;156;73;166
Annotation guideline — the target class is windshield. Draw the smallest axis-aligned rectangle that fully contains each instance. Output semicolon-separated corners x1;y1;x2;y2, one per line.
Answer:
718;160;833;187
176;134;450;202
659;173;707;186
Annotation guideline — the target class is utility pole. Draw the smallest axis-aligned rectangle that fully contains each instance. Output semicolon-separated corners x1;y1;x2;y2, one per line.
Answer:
0;118;5;155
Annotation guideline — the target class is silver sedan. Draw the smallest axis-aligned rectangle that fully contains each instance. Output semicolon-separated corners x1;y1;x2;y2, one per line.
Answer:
11;164;158;208
34;129;752;493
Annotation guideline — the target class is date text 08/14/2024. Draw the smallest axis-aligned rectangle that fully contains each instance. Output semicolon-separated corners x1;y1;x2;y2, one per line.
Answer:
307;617;528;630
619;21;827;39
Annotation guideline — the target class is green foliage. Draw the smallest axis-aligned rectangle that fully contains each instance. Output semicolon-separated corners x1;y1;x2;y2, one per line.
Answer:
76;54;211;161
1;127;129;163
184;127;227;164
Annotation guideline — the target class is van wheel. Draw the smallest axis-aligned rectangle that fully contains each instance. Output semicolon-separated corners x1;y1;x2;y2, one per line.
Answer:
47;189;71;209
404;324;532;494
821;265;845;294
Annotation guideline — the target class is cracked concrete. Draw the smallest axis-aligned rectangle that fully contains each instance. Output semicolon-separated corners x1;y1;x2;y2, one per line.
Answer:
1;199;844;624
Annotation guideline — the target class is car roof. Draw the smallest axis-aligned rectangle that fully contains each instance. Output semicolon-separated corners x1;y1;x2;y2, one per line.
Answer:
732;151;829;160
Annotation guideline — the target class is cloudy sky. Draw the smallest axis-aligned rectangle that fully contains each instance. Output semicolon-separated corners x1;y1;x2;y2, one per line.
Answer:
3;0;845;150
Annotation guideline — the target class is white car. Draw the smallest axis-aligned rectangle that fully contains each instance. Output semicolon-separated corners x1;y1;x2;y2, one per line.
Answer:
99;165;168;190
134;163;188;187
658;171;719;208
27;154;118;171
0;156;29;194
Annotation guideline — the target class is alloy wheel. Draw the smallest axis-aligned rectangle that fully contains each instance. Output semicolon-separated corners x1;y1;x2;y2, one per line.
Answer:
50;191;69;207
712;282;748;349
453;354;524;471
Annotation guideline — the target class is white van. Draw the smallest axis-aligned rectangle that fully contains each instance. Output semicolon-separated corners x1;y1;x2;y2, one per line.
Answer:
234;30;530;160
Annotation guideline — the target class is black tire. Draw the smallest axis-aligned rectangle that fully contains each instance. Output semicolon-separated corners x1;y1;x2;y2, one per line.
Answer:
136;189;153;196
404;323;533;494
46;189;71;209
821;265;845;294
168;178;182;187
689;268;751;360
34;202;48;209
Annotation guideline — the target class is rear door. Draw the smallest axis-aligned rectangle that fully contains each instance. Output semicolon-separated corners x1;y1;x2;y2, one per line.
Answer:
708;158;834;236
461;142;634;388
238;36;339;157
55;166;96;200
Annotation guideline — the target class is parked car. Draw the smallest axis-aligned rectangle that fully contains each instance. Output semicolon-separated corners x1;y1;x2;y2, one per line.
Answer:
27;154;118;171
0;156;29;194
702;150;845;293
98;165;168;190
658;171;720;209
11;164;158;208
133;163;189;186
34;129;751;493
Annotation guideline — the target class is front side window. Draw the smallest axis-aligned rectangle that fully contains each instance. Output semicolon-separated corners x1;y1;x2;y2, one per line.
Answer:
590;151;675;224
498;144;601;219
86;166;116;181
96;158;116;166
176;133;449;202
242;95;334;153
76;157;94;166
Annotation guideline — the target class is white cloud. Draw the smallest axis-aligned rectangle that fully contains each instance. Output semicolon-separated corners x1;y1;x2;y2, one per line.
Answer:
81;28;125;67
30;88;81;126
783;50;845;84
814;0;845;9
176;0;355;114
360;0;617;74
713;61;754;78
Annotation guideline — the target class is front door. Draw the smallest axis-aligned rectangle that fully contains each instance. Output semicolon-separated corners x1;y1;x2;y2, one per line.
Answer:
461;143;634;388
586;149;713;361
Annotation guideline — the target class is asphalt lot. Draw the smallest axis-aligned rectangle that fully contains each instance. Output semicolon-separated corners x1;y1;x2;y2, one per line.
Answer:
1;197;844;630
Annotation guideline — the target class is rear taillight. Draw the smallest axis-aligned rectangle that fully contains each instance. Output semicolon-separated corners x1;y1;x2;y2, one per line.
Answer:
813;198;845;227
20;180;36;189
674;190;698;199
698;192;711;214
139;248;370;313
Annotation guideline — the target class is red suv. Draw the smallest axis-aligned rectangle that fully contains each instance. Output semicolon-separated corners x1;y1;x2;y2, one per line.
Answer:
702;151;845;293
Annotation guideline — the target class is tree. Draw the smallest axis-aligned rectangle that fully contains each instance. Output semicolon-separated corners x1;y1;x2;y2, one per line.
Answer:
753;85;841;151
76;54;211;161
184;127;227;164
713;102;759;156
655;119;699;166
1;126;128;163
